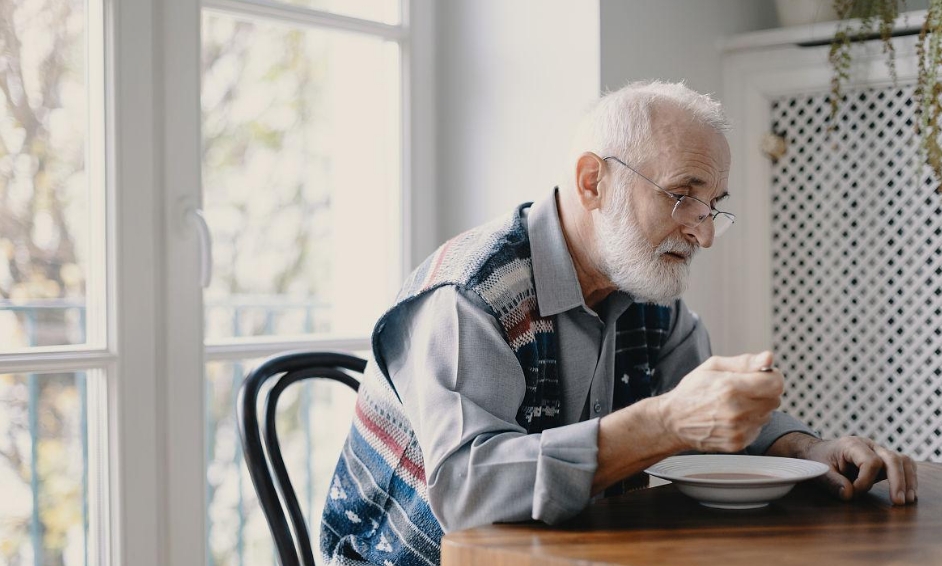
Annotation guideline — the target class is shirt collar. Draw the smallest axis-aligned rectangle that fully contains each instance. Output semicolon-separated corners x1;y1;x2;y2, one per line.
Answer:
528;188;592;317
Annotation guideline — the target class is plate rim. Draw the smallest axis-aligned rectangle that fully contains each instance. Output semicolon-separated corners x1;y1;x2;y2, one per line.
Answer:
645;454;829;486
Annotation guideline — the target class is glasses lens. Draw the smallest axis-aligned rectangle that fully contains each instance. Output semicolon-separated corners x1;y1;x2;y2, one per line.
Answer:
673;198;735;238
713;213;734;237
673;197;710;226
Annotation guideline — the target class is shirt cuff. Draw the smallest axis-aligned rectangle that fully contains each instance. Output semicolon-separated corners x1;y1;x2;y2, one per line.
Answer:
747;411;820;455
532;418;599;524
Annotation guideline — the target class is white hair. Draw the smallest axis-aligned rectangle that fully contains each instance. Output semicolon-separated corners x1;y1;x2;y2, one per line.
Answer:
562;80;729;189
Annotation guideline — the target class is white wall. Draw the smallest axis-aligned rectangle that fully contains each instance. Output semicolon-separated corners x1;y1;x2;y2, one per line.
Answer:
434;0;601;241
432;1;784;352
600;0;777;95
600;0;777;353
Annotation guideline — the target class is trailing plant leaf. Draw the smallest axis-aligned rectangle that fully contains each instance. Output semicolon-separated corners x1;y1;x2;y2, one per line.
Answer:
827;0;942;191
829;0;857;130
916;0;942;190
829;0;902;129
878;0;900;83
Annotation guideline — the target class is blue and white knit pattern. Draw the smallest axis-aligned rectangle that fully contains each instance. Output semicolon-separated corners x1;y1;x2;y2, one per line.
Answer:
320;363;442;566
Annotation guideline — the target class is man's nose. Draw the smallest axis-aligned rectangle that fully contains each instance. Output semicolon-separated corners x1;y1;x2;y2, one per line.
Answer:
681;219;714;249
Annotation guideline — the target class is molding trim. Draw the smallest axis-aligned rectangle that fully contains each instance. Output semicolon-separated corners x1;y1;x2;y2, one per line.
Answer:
719;9;926;53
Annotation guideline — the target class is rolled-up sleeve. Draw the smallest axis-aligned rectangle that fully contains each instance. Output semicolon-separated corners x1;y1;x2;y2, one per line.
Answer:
379;286;598;532
652;300;819;455
533;419;598;522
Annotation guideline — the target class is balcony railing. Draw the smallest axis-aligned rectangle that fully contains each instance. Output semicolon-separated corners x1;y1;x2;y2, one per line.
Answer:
1;296;335;566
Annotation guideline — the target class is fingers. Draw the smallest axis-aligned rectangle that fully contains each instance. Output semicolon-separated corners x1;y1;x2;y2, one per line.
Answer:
884;455;916;505
752;350;774;371
812;437;918;505
905;457;918;503
699;353;784;399
846;441;914;505
850;448;884;494
725;370;784;400
871;445;918;505
702;351;773;373
668;351;783;453
817;468;855;501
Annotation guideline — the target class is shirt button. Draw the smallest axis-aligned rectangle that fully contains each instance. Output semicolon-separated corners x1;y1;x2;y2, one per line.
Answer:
593;401;602;414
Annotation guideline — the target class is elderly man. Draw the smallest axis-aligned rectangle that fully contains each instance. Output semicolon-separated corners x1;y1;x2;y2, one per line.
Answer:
320;81;917;566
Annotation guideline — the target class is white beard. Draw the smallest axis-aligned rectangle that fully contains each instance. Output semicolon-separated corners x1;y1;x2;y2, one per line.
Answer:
595;191;698;305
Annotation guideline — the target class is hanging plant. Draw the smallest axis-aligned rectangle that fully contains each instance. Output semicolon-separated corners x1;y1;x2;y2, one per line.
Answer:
828;0;942;191
828;0;899;127
916;1;942;183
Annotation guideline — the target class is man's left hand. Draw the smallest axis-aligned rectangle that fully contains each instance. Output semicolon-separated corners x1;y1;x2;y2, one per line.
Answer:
768;433;918;505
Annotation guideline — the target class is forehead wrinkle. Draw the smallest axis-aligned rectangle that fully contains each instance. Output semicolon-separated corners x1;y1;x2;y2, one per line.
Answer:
666;173;729;203
649;118;731;201
678;175;707;187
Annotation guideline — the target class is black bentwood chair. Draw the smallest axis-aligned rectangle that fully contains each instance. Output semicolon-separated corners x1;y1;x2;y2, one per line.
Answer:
238;351;366;566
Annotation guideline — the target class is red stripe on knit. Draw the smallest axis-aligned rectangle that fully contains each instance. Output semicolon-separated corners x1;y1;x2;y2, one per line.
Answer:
506;311;533;344
422;239;454;290
355;402;427;484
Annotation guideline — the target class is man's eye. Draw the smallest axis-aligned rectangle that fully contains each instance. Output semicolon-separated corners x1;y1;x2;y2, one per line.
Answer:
713;194;730;206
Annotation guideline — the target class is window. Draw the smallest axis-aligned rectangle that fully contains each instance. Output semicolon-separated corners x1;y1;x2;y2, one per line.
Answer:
0;0;108;563
199;1;409;563
1;0;427;563
0;0;102;351
201;12;402;343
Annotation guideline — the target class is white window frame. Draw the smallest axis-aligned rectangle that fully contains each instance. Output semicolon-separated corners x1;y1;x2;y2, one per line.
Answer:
107;0;163;564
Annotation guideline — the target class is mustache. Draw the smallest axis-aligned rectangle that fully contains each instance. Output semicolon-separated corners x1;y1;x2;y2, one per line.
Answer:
655;239;699;259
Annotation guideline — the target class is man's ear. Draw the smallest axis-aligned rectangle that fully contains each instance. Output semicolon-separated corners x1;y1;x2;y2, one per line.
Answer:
575;152;605;211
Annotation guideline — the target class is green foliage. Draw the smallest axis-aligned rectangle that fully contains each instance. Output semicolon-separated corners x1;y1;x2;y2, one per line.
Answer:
829;0;900;130
829;0;942;191
917;0;942;185
829;0;858;129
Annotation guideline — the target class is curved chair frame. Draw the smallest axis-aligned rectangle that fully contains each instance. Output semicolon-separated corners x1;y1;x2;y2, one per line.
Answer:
238;351;365;566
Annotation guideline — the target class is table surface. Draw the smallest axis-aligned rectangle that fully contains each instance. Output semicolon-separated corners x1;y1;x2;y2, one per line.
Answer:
442;461;941;565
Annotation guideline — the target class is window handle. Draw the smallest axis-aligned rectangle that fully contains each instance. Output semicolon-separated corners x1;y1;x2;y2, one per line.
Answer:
187;208;213;288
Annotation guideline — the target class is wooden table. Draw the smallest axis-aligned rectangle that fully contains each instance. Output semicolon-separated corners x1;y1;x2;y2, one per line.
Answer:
442;461;941;565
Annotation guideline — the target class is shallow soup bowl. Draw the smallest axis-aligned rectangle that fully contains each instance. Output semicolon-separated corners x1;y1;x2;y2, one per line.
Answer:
645;454;829;509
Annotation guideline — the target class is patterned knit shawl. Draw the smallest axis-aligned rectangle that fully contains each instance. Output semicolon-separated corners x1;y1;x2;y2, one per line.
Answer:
321;203;671;566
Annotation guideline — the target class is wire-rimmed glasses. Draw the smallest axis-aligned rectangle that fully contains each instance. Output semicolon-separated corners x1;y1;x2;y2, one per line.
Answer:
602;156;736;237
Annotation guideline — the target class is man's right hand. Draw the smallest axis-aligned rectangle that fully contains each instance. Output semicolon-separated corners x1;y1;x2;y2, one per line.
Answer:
653;351;784;453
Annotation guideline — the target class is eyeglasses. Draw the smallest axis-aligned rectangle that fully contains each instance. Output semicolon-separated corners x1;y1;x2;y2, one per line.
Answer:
602;156;736;237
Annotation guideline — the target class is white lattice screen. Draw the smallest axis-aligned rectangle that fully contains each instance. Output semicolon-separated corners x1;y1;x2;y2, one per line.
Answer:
770;84;942;462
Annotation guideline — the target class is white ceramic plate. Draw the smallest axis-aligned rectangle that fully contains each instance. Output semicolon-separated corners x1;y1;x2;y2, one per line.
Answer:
645;455;829;509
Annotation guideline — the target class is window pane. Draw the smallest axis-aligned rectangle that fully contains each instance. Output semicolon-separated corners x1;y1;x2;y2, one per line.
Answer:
205;359;357;565
0;0;93;351
201;15;402;342
274;0;400;25
0;372;89;565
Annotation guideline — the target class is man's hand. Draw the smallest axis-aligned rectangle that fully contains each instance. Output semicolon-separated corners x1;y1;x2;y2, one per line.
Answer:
768;433;918;505
654;351;784;453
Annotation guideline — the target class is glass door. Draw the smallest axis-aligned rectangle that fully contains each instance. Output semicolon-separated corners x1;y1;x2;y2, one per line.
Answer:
198;1;409;563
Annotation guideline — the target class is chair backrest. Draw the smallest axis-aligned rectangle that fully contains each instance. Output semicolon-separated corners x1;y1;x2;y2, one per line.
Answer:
238;351;365;566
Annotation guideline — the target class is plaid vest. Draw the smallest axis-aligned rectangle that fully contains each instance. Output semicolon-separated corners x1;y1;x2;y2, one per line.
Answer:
321;203;671;566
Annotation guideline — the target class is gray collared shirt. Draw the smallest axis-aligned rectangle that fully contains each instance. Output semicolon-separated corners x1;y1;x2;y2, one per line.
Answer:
378;190;815;532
